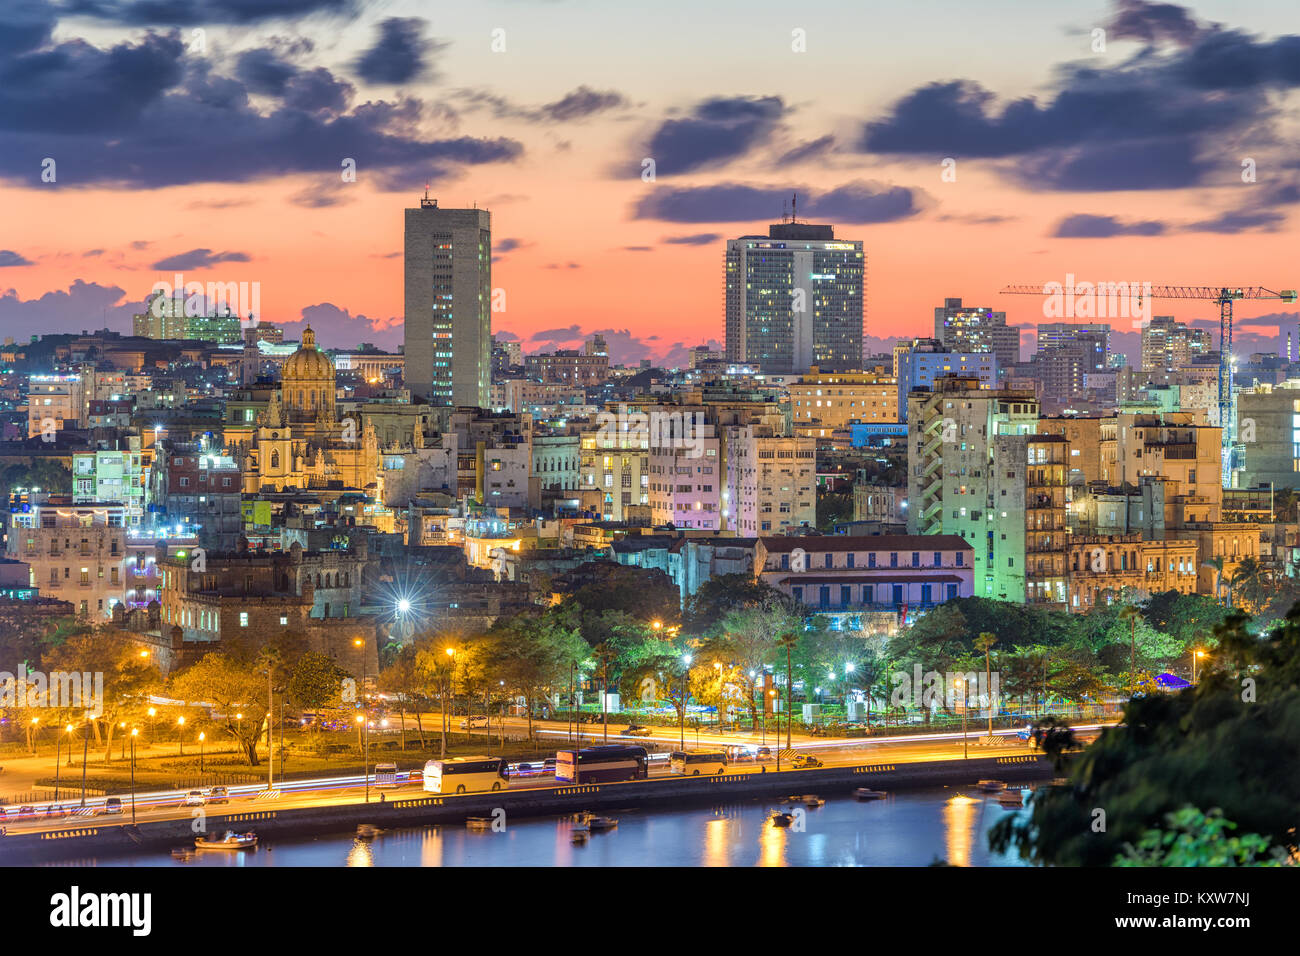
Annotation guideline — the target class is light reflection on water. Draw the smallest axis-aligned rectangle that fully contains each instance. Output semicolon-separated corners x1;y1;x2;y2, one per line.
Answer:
69;787;1032;868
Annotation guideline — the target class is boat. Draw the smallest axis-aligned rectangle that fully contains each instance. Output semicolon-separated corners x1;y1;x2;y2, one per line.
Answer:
170;847;195;861
769;810;794;828
976;779;1007;793
996;789;1024;808
465;816;495;831
798;794;825;808
584;814;618;831
356;824;383;839
194;830;257;851
853;788;887;800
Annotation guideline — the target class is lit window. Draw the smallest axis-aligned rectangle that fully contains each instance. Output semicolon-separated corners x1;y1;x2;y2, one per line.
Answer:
240;612;249;627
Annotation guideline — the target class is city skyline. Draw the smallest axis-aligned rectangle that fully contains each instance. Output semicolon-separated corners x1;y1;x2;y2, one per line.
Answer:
2;0;1300;362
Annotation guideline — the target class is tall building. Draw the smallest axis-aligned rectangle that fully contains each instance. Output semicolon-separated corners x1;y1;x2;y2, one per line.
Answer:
933;298;1019;368
895;339;999;411
404;196;491;407
788;368;899;430
132;291;242;344
724;219;864;374
1037;322;1110;370
1141;316;1212;373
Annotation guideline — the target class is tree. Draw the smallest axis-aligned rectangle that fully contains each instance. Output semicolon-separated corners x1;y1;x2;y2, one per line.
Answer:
170;653;269;765
378;642;430;749
1113;807;1289;867
703;598;802;726
1204;555;1230;606
683;574;792;634
990;609;1300;866
286;651;350;739
42;630;159;763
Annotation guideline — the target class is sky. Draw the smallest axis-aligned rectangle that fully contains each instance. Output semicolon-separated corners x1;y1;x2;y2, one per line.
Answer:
1;0;1299;366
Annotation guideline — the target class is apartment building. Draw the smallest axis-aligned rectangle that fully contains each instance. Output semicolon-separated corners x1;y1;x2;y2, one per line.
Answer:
5;496;127;619
722;425;816;535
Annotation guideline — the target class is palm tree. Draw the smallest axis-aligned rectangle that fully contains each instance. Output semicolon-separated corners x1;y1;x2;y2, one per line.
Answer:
776;630;800;750
1119;605;1142;697
1229;556;1267;612
974;632;997;738
855;653;890;729
1204;555;1229;607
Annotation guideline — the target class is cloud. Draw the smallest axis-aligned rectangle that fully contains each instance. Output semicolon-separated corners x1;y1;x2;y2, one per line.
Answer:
622;246;653;252
150;248;252;270
541;86;628;121
57;0;362;27
544;262;581;270
1106;0;1202;46
640;95;788;175
1052;214;1166;237
495;238;529;253
777;135;835;165
0;31;522;189
283;302;401;350
0;250;34;267
353;17;445;85
633;180;924;224
662;233;720;245
451;85;628;123
1182;209;1286;233
0;280;139;339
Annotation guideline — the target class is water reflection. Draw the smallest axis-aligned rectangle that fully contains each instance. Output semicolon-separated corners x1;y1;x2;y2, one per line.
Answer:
942;794;979;867
346;839;374;867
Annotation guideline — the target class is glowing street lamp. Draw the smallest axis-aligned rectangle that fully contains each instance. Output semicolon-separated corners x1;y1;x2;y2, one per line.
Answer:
198;731;206;773
1193;648;1207;684
177;716;186;756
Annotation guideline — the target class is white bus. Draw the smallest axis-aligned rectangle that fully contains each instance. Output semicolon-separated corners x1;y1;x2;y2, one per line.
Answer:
423;756;510;794
670;750;728;776
374;763;399;788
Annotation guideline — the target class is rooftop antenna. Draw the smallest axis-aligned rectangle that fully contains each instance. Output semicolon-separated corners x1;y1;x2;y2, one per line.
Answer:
791;191;798;224
781;197;788;223
420;183;436;209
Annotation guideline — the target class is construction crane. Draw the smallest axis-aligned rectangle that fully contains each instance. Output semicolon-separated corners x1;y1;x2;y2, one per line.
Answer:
1001;284;1297;484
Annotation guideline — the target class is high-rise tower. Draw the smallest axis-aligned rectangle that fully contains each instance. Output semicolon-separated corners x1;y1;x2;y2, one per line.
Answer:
404;195;491;407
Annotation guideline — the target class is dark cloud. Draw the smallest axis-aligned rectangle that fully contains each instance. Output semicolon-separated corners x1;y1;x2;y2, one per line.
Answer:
283;302;400;350
1052;214;1166;237
287;181;355;208
622;246;652;252
633;181;923;224
0;279;139;340
643;95;788;175
451;85;627;123
662;233;720;245
544;262;581;270
777;135;835;165
495;238;527;253
0;5;55;55
0;31;521;188
354;17;443;84
52;0;361;27
1107;0;1201;46
1182;209;1286;233
542;86;627;121
234;48;298;95
83;249;105;257
150;248;251;269
0;250;34;266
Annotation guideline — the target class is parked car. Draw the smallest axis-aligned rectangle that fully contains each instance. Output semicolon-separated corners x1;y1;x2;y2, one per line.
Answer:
791;754;823;769
620;724;652;737
98;797;124;815
459;716;489;729
206;787;229;804
183;790;206;807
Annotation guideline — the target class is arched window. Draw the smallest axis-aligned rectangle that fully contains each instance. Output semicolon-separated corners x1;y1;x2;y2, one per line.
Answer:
316;573;322;587
270;450;280;469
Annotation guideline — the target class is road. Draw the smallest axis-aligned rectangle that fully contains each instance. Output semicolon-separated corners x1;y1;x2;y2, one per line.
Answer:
0;723;1105;837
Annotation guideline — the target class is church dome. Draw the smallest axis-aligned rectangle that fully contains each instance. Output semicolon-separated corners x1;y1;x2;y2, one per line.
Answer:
282;326;334;382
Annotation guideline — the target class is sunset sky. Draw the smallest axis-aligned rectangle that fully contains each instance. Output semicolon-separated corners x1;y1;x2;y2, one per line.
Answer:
2;0;1299;365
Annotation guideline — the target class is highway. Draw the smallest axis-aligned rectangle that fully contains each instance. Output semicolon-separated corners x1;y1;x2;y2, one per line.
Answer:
0;722;1105;837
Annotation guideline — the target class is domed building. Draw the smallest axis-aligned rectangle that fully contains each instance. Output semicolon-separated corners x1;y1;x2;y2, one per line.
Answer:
280;326;336;423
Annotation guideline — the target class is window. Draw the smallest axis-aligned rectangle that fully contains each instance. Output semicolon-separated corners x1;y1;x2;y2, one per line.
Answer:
280;615;289;626
239;612;249;627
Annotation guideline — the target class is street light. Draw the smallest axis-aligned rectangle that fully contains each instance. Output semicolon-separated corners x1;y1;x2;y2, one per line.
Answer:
1193;649;1207;684
199;731;205;773
680;654;692;750
130;728;139;824
147;706;156;745
177;716;186;756
445;646;456;747
955;677;968;759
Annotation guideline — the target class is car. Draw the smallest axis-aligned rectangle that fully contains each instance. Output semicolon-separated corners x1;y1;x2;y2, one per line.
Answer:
16;806;36;819
791;754;823;769
459;716;489;729
207;787;229;804
755;746;773;760
620;724;652;737
183;790;206;807
98;797;124;815
44;804;69;818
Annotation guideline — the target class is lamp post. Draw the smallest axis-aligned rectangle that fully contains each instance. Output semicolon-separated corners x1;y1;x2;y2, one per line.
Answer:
445;646;456;747
680;654;692;750
955;677;968;759
119;722;127;760
355;715;368;804
199;732;205;773
749;671;757;738
54;727;63;801
130;729;138;824
147;706;156;745
714;662;723;729
79;721;90;807
356;637;368;798
65;722;75;767
1193;649;1206;684
177;716;185;756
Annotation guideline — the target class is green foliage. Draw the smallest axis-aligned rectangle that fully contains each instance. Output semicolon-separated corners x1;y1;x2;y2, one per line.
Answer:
286;651;350;711
1114;807;1288;867
990;609;1300;866
683;574;792;634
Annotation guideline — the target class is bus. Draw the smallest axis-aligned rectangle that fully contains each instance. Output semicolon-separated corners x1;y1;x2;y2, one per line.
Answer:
374;763;399;788
555;745;648;784
423;756;510;794
670;750;728;776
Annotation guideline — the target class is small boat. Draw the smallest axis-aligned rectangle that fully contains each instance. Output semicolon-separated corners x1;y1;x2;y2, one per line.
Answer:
584;814;618;831
853;788;887;800
356;824;383;839
976;779;1007;793
465;816;494;831
195;830;257;851
996;789;1024;808
170;847;195;861
799;794;825;808
769;810;794;828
